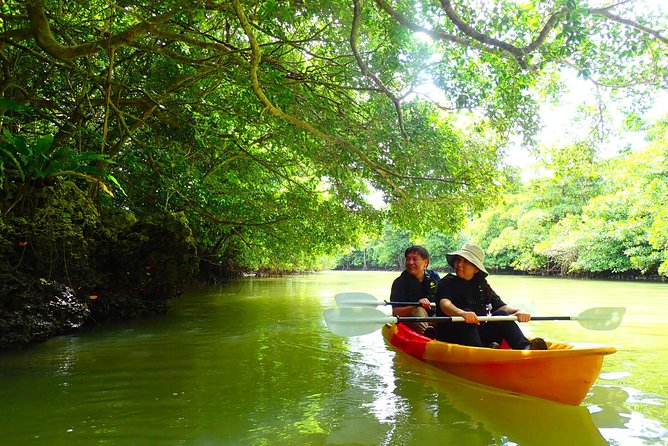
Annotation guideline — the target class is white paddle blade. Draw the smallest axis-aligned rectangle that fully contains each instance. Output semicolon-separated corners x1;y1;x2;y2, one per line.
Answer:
323;307;396;337
335;292;436;308
577;307;626;330
334;292;382;308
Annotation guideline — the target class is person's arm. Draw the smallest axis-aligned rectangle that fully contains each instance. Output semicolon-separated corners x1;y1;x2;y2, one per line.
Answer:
390;279;417;317
498;304;531;322
492;288;531;322
438;298;479;324
436;277;478;324
393;304;418;317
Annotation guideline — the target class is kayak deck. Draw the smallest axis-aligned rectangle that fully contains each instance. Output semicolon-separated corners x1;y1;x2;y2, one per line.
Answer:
382;323;617;405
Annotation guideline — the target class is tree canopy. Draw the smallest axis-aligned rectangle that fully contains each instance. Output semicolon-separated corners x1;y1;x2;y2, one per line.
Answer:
341;122;667;278
0;0;666;271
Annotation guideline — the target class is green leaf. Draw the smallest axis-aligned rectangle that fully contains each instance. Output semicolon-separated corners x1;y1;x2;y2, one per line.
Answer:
0;98;31;114
34;135;54;157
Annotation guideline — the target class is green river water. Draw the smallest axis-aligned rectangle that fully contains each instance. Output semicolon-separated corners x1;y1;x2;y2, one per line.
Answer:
0;271;666;446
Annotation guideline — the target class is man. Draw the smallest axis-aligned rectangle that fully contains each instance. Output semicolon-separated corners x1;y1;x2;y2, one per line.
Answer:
389;245;440;338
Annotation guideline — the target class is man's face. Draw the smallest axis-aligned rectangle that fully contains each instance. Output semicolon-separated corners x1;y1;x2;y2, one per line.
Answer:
405;252;428;278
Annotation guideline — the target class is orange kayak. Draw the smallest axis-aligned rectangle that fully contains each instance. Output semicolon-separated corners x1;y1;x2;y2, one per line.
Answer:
382;322;617;406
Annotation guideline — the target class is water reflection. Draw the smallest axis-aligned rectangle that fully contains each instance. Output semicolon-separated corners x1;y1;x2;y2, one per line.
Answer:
332;332;596;445
324;333;397;444
588;385;668;445
395;352;608;446
333;326;667;446
1;273;667;445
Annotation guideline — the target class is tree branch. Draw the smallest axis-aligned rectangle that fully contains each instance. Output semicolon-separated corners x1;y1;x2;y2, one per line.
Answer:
350;0;408;140
25;0;175;61
440;0;528;69
588;7;668;45
523;7;570;53
231;0;409;199
373;0;471;47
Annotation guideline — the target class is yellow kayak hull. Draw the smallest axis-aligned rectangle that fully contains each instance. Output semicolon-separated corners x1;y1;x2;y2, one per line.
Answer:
382;323;616;405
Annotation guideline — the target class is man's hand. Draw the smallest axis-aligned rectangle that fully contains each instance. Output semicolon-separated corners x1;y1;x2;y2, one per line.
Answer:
418;298;432;309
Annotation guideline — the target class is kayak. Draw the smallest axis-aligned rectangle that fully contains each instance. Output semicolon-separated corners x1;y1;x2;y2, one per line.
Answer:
381;322;617;405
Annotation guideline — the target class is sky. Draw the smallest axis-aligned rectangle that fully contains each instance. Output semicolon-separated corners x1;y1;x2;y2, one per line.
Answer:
505;0;667;175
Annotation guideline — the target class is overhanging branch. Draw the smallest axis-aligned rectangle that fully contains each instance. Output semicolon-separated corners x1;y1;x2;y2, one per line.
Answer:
231;0;410;199
350;0;408;140
26;0;175;61
588;7;668;45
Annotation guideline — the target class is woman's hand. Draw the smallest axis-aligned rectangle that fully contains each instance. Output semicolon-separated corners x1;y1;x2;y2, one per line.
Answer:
461;311;479;324
439;298;477;323
514;310;531;322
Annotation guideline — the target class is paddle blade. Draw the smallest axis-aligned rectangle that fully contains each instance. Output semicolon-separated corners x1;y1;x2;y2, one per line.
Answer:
335;292;382;308
576;307;626;330
323;307;396;337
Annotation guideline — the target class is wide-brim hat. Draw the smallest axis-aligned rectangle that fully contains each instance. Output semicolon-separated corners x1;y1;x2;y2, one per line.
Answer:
446;243;489;276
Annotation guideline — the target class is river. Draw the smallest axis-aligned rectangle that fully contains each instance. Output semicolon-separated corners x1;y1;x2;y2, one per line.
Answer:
0;271;666;445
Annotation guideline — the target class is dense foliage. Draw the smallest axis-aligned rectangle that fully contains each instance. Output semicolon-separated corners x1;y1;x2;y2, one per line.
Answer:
0;0;663;346
1;0;665;275
338;123;668;278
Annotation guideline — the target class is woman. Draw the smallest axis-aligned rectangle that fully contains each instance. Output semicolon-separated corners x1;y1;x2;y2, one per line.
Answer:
435;243;547;350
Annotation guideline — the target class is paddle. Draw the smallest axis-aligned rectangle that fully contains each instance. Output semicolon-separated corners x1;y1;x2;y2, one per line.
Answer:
335;292;435;308
323;306;626;337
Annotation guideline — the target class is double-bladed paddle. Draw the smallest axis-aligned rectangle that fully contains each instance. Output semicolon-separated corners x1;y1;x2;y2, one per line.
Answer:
323;305;626;337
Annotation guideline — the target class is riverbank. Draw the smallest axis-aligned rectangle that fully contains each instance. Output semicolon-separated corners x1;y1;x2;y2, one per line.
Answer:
0;183;198;349
1;183;661;350
335;266;667;282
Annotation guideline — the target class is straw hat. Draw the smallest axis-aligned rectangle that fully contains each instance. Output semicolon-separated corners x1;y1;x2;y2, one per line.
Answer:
446;243;489;276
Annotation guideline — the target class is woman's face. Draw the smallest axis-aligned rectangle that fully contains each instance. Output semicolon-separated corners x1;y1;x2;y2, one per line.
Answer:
454;256;479;281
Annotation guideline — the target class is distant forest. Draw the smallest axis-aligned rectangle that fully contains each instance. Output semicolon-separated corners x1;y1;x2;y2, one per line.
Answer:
336;135;668;280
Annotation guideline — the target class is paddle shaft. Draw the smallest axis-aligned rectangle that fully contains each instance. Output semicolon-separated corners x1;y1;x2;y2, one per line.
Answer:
335;293;436;308
397;315;581;323
324;306;625;337
383;300;435;307
397;315;521;323
337;298;568;317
